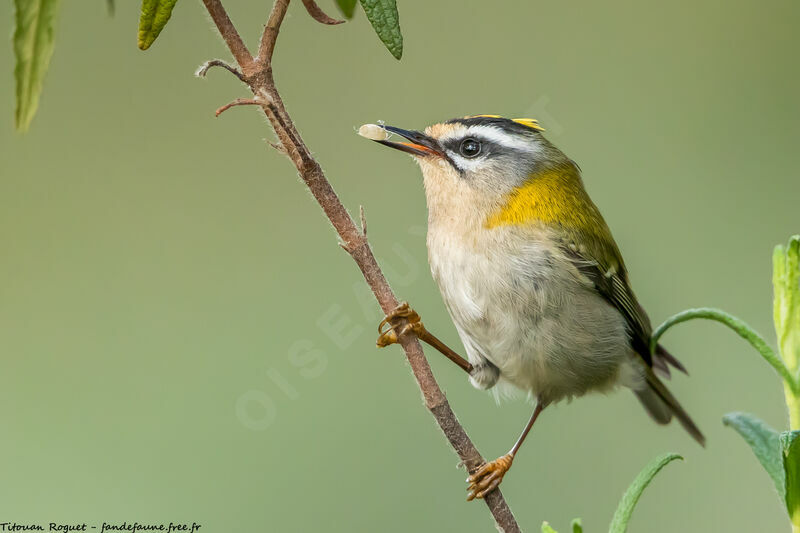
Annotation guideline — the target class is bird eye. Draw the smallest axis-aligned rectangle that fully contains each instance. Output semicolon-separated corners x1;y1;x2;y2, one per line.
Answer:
459;138;481;158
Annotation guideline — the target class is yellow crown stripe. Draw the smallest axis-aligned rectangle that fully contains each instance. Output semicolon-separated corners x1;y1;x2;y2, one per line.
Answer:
512;118;545;131
463;115;545;132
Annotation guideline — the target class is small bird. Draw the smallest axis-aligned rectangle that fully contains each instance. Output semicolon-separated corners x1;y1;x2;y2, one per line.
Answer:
362;115;705;501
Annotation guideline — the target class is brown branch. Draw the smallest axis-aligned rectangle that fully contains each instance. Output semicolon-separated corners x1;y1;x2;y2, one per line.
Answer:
200;0;255;72
300;0;345;25
256;0;290;67
215;97;265;117
359;205;367;236
198;1;522;531
195;59;246;83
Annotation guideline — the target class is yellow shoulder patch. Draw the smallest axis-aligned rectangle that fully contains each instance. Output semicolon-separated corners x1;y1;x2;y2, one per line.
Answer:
485;167;592;229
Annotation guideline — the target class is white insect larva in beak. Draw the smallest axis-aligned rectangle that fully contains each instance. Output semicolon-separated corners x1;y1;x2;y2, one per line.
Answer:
357;123;388;141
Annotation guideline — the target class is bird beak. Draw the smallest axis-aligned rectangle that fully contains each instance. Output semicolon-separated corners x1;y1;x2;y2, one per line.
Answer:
375;126;443;157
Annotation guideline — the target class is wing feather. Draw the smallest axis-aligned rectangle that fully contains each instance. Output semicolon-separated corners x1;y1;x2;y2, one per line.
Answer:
559;239;654;366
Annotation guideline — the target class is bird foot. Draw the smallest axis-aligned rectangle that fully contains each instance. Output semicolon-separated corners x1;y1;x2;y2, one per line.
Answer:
376;302;424;347
466;454;513;501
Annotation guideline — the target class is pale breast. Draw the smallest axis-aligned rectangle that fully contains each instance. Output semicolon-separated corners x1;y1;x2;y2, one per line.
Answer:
427;225;559;364
427;224;631;403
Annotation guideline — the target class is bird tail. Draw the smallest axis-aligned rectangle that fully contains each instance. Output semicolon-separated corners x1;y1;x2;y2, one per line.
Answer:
650;343;688;378
634;366;706;446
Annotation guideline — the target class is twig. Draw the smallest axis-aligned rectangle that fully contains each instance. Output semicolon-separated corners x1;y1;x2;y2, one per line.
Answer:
195;59;246;82
300;0;345;25
197;1;522;531
267;139;288;155
200;0;254;72
215;98;264;117
256;0;290;66
359;205;367;236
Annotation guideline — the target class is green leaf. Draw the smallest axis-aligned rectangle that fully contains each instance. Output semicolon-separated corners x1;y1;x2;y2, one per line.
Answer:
781;431;800;524
571;518;583;533
359;0;403;59
774;236;800;376
723;412;785;498
541;522;559;533
608;453;682;533
107;0;115;16
336;0;357;18
651;307;795;392
13;0;61;132
138;0;179;50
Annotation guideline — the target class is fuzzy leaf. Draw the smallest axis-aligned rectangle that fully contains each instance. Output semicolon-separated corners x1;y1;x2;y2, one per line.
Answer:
13;0;61;132
608;453;682;533
541;522;558;533
774;236;800;377
782;431;800;524
723;412;786;499
138;0;179;50
651;307;793;387
571;518;583;533
335;0;357;18
359;0;403;59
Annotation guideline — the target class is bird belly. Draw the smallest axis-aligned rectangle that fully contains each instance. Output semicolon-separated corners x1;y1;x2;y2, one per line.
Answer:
428;227;634;403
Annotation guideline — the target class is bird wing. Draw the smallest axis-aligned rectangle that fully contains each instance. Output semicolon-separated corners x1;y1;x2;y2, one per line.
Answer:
556;229;654;366
557;232;703;441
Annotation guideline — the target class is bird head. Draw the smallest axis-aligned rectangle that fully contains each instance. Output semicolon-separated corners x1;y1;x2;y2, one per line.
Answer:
364;115;579;230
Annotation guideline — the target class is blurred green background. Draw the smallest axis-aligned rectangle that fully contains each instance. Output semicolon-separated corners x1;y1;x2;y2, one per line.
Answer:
1;0;798;531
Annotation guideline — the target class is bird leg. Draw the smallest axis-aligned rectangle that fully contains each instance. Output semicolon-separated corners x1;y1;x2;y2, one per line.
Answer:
466;401;547;501
376;302;474;374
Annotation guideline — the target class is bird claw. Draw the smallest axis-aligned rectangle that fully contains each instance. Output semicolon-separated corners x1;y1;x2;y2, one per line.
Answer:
376;302;424;347
466;454;513;501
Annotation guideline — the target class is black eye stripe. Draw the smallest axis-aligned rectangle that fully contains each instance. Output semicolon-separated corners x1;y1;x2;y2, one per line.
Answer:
443;138;501;157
